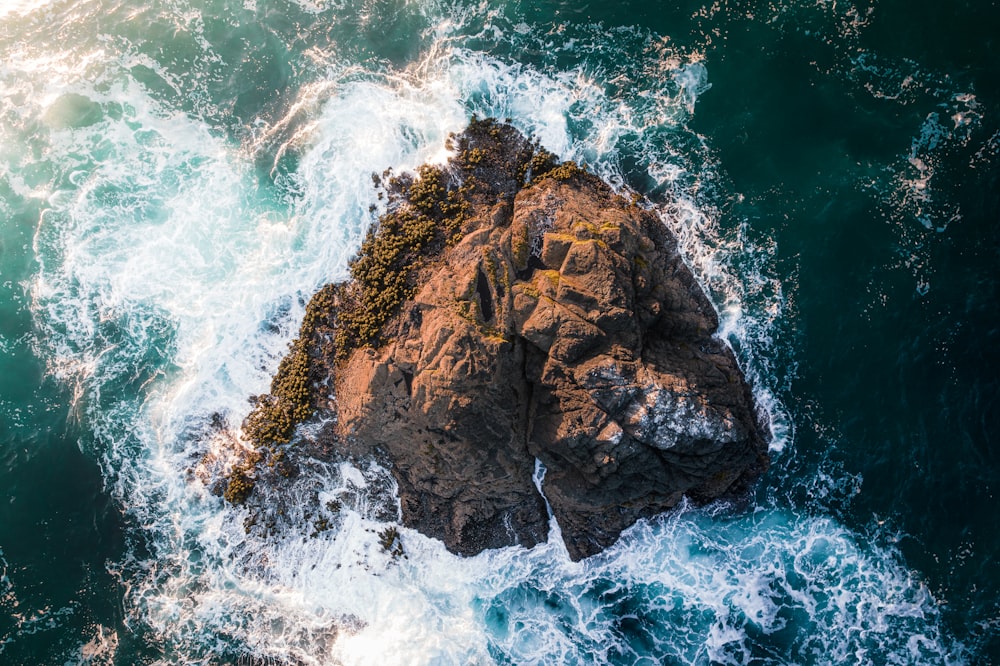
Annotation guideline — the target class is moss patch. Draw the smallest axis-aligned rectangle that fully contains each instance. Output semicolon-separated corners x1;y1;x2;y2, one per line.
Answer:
242;284;338;447
378;525;405;558
224;451;261;505
533;159;586;184
334;164;470;359
225;284;338;504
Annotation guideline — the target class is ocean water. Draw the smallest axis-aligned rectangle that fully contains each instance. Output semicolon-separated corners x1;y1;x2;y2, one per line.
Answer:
0;0;997;663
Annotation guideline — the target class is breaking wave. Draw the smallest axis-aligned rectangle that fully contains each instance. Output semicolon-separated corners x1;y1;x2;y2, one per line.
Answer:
0;0;967;662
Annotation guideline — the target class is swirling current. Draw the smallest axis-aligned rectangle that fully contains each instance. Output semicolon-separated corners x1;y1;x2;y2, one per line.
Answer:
0;0;997;663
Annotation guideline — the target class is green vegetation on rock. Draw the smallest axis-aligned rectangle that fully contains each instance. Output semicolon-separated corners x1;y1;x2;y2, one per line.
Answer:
334;164;470;359
225;284;338;504
378;525;405;558
242;283;338;449
534;159;587;183
224;452;260;505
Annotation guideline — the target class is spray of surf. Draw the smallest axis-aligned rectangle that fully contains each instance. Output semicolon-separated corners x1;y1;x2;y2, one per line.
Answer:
1;1;964;662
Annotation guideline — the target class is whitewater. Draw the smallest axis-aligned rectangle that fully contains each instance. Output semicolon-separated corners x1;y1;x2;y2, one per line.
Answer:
2;0;990;663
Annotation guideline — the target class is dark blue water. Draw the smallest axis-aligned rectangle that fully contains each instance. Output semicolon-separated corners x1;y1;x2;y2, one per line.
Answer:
1;0;997;663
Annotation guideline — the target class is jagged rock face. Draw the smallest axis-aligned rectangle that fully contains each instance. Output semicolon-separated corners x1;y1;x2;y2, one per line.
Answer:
326;123;769;560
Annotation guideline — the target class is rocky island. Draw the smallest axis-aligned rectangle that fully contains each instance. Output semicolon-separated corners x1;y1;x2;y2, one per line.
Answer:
224;118;770;561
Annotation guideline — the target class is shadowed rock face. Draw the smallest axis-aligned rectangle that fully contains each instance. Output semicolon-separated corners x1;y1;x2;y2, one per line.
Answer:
298;120;769;560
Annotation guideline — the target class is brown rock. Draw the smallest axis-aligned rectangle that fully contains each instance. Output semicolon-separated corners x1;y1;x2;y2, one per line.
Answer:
273;119;769;560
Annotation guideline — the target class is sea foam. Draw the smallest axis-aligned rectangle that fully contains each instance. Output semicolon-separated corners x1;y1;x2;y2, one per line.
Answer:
5;2;963;663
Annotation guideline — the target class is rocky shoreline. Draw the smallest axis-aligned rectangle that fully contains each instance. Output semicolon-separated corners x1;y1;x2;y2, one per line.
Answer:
223;118;769;561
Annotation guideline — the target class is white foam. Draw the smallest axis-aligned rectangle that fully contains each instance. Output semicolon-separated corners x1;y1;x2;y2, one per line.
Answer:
0;0;59;20
673;62;712;114
6;4;962;663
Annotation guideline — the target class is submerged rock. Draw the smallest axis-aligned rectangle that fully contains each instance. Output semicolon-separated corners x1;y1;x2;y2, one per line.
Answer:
232;118;769;561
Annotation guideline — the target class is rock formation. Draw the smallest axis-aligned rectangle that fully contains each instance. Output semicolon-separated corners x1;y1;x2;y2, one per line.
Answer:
229;118;769;561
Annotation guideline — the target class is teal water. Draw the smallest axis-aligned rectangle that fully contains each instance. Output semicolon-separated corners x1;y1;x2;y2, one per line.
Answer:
0;0;997;663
